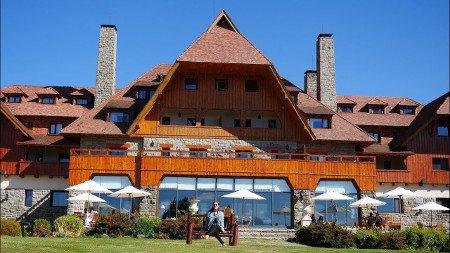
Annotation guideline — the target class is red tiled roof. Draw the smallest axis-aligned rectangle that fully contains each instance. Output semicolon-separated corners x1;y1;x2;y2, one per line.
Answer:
337;96;423;127
2;85;95;117
337;97;356;105
392;92;449;148
397;98;420;107
298;93;375;143
366;98;388;106
0;102;34;139
35;87;60;96
1;85;26;95
177;12;271;65
16;135;78;147
62;64;172;135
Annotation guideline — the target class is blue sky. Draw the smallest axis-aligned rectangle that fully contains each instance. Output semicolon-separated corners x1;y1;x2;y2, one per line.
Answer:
1;0;448;104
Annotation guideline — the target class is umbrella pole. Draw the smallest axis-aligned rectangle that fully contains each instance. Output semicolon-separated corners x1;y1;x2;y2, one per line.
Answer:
431;210;432;228
129;193;131;218
242;198;245;226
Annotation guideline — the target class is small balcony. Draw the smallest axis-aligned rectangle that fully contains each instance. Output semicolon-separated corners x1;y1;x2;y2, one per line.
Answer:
18;161;69;177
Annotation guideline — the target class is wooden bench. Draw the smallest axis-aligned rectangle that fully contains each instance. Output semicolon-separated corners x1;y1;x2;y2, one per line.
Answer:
385;217;401;230
186;212;238;246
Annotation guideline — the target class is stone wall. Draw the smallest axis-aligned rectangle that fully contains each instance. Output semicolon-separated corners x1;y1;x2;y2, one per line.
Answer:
293;189;314;224
80;136;142;151
317;34;336;111
136;186;158;216
1;188;67;222
94;25;117;107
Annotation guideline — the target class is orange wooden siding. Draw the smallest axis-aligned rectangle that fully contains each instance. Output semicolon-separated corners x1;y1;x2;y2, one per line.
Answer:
133;63;312;141
69;149;376;191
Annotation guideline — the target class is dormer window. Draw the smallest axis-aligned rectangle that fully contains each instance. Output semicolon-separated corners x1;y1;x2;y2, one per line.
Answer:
370;107;384;114
138;90;155;100
438;125;448;137
368;131;381;143
49;123;63;135
7;96;21;103
110;112;130;123
75;98;88;105
42;97;55;104
309;118;330;129
215;79;229;91
400;107;414;115
339;105;353;113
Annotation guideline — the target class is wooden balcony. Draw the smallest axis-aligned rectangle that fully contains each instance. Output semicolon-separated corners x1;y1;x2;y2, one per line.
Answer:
18;161;69;177
69;149;377;191
377;169;412;183
0;161;18;175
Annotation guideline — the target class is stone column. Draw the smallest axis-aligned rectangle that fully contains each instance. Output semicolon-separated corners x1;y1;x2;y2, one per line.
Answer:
293;190;314;225
304;70;318;99
137;186;158;217
317;34;336;111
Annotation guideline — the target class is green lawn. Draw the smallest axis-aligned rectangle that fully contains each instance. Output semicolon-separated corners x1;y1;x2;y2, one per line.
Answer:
0;236;420;253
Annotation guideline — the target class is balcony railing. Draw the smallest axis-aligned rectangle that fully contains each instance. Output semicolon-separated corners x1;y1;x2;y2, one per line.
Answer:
70;149;376;163
18;161;69;177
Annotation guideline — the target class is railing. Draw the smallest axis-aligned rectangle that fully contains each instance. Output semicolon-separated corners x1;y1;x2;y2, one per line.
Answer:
70;149;376;163
18;161;69;177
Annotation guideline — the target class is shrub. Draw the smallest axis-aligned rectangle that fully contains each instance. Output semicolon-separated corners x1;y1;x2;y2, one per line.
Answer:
354;229;381;249
135;217;162;238
88;212;132;238
295;223;354;248
441;236;450;253
0;219;21;236
422;228;449;251
54;215;84;237
159;217;187;240
32;219;52;237
378;231;405;250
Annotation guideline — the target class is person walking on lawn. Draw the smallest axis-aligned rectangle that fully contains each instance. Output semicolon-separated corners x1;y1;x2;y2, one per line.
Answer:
202;201;225;245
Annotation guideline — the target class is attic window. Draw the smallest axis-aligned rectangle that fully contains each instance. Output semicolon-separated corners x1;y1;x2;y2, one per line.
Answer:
339;106;353;113
400;107;414;115
438;125;448;137
215;79;229;91
110;112;130;123
185;78;198;90
42;97;55;104
309;118;330;129
8;96;21;103
75;98;88;105
370;107;384;114
245;80;258;92
49;123;63;135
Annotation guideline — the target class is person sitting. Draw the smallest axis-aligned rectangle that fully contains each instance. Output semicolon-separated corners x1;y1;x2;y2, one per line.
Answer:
82;208;89;227
201;201;225;246
317;215;324;224
310;214;316;224
375;212;383;229
224;205;233;228
367;212;375;229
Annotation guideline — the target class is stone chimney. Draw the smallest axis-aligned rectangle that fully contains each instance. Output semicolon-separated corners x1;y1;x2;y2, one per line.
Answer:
304;70;318;99
316;34;336;110
94;25;117;107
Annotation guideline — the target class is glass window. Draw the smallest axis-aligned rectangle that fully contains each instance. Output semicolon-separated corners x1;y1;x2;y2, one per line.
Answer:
109;150;126;156
51;191;68;207
197;178;216;190
177;177;196;190
138;90;149;99
25;190;33;207
401;108;413;115
187;118;196;126
272;179;290;192
368;131;381;143
161;117;171;125
76;98;88;105
245;80;258;92
371;107;384;114
215;79;228;91
432;158;449;171
110;112;130;123
236;152;252;159
235;179;253;190
8;96;20;103
42;97;55;104
217;178;234;191
158;190;177;218
254;179;273;192
268;120;277;128
58;153;70;163
383;161;392;169
437;126;448;137
160;177;178;189
254;192;272;226
339;106;352;113
309;118;330;129
35;153;43;162
92;175;131;189
436;198;450;213
376;197;401;213
189;149;207;158
49;123;63;135
162;148;171;157
245;119;251;128
197;191;215;213
185;78;198;90
234;119;241;127
273;192;291;227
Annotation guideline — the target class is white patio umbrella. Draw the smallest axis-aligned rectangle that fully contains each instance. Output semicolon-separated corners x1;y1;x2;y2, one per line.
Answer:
222;189;265;226
273;207;291;227
67;192;107;203
349;197;386;209
66;180;112;210
412;202;449;227
379;187;422;230
109;186;151;217
312;191;353;222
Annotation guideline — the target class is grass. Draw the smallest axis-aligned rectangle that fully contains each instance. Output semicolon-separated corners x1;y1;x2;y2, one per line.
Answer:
0;236;418;253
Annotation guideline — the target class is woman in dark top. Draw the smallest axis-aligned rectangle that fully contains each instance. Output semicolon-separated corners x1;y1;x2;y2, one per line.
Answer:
202;201;225;245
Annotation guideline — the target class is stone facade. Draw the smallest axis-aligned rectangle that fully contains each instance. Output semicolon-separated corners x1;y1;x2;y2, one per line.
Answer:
293;189;314;224
317;34;336;111
94;25;117;107
1;188;67;222
304;70;318;99
137;186;158;217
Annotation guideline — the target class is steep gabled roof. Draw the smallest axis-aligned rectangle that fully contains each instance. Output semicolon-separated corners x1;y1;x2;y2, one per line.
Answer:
392;92;449;148
35;87;61;97
177;10;271;65
0;102;34;139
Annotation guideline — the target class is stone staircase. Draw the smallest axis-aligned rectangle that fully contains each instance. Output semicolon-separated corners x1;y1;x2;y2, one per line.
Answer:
238;227;296;239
